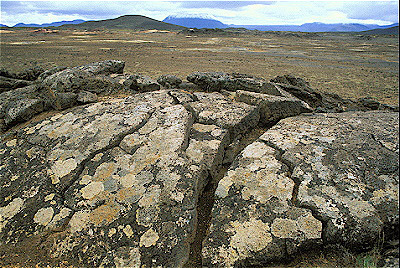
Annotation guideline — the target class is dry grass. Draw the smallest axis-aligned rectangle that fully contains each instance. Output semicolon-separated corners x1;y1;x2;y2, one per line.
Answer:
0;28;398;105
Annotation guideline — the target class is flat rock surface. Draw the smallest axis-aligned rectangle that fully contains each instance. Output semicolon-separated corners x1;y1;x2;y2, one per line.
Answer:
203;111;399;267
0;60;398;267
0;91;237;267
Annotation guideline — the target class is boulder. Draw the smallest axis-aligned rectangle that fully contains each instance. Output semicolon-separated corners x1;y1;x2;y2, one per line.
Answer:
178;81;201;91
203;111;399;266
271;74;399;112
0;76;32;92
235;90;313;125
4;98;44;125
40;69;122;96
52;92;78;110
123;74;161;92
157;74;182;88
74;60;125;75
37;66;68;81
39;62;126;109
15;66;45;81
186;92;260;140
0;67;15;79
187;72;282;95
0;85;44;126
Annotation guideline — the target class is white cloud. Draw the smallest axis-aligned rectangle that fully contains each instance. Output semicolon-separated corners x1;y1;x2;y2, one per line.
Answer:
1;1;398;27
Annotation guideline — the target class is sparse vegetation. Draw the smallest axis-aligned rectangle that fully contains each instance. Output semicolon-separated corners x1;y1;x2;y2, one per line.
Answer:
0;28;398;106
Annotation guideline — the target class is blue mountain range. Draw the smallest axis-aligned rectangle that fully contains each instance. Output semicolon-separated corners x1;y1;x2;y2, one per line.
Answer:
12;19;86;28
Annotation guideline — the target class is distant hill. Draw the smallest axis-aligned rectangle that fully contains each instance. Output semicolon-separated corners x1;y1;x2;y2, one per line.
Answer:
13;19;85;28
0;24;10;27
61;15;185;31
363;26;399;35
163;15;228;29
235;22;398;32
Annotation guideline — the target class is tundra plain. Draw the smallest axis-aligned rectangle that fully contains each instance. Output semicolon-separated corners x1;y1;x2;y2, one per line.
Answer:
1;28;398;106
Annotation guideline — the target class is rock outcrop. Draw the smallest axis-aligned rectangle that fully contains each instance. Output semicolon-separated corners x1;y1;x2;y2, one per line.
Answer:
0;61;398;267
202;111;399;267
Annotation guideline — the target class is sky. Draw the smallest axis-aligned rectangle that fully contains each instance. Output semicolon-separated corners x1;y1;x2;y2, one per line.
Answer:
1;1;399;27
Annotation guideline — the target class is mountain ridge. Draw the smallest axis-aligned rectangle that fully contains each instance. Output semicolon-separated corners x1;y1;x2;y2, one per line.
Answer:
5;14;399;33
12;19;85;28
60;15;184;30
163;15;228;29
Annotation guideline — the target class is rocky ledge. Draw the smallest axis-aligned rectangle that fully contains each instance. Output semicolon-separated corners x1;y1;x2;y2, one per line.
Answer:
0;60;398;267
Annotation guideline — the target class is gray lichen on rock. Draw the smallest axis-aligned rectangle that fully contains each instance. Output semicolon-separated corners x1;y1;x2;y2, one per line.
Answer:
0;61;398;267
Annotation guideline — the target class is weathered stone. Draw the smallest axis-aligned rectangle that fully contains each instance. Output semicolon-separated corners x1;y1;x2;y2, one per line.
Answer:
0;119;5;132
271;74;398;112
260;111;399;249
37;66;67;81
77;91;98;104
52;92;78;110
0;67;15;79
187;72;281;96
4;98;44;126
178;81;201;91
357;97;381;110
0;85;39;119
40;69;122;96
157;74;182;88
235;90;313;125
0;76;32;92
187;72;282;95
203;111;398;267
202;141;322;267
15;66;45;81
1;61;398;267
39;62;126;109
74;60;125;75
187;92;260;140
0;90;230;267
123;74;160;92
168;89;197;104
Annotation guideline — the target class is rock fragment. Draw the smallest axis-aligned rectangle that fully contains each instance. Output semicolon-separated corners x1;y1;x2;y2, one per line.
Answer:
157;74;182;88
187;72;282;95
4;98;44;125
235;90;312;125
187;92;260;140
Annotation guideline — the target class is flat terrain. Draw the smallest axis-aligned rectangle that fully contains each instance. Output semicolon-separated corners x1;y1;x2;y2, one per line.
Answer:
1;28;398;105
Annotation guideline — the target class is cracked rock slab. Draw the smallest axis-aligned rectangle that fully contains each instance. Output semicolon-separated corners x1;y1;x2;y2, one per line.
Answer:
1;91;230;267
203;111;398;266
187;92;260;140
187;72;282;96
235;90;312;125
202;141;322;267
260;111;399;248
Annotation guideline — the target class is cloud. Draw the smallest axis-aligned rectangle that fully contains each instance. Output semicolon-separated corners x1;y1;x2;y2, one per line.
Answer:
340;1;399;23
1;1;182;25
1;1;398;27
179;1;275;9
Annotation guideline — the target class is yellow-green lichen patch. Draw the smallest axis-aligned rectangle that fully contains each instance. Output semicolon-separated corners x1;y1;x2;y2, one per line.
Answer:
228;219;272;258
139;228;159;247
33;207;54;226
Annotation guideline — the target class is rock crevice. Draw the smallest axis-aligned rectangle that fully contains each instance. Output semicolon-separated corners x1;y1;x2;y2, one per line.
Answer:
1;61;398;268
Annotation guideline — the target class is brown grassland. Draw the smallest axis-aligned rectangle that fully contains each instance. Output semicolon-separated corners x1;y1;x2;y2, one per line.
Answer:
0;28;398;267
0;28;398;106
